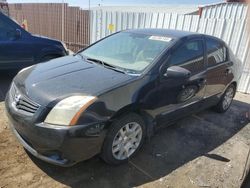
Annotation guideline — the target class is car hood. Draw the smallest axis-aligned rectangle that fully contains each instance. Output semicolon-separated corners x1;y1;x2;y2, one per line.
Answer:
14;55;136;106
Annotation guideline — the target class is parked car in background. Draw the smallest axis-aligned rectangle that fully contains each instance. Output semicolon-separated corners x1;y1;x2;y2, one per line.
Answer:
5;29;241;166
0;12;68;70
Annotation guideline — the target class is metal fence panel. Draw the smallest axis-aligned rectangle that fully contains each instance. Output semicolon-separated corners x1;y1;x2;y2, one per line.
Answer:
91;10;250;93
9;3;90;52
201;3;248;19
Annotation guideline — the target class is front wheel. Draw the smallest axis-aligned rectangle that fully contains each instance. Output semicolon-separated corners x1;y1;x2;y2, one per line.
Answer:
214;84;236;113
101;113;146;165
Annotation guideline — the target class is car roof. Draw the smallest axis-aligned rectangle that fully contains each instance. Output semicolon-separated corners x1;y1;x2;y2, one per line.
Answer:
124;28;201;39
123;28;226;44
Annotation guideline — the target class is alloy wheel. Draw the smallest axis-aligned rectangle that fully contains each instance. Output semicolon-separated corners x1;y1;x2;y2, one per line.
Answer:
112;122;142;160
222;87;234;110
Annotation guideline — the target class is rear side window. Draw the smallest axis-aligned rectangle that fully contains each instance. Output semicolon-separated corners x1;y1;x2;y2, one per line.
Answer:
0;17;15;40
206;38;227;66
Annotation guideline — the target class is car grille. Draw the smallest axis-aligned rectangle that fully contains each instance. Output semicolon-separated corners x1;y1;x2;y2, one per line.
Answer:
9;83;40;116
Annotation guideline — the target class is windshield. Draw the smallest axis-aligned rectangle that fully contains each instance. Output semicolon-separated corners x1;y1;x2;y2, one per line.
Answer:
80;32;173;74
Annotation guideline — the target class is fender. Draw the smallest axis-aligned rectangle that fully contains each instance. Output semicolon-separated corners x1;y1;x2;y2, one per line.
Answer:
106;103;156;139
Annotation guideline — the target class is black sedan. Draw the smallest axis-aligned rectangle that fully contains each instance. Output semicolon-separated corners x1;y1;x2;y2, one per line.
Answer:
5;29;241;166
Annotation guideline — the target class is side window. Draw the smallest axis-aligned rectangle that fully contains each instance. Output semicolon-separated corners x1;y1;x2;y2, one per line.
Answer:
206;38;227;66
168;40;204;73
0;17;15;41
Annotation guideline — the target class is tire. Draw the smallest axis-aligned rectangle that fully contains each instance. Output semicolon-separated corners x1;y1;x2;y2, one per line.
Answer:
214;84;236;113
101;113;146;165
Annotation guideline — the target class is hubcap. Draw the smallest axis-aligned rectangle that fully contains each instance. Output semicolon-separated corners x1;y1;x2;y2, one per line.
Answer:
222;87;234;110
112;122;142;160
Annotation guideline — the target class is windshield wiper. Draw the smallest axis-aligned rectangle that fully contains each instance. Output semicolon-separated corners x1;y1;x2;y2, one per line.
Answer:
86;58;106;66
76;53;87;60
86;58;127;74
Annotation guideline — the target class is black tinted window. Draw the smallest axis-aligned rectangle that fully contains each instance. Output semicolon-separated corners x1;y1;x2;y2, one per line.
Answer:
0;17;14;40
169;40;204;66
170;40;204;73
206;38;227;66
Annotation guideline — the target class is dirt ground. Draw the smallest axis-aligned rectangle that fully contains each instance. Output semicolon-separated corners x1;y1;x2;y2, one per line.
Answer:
1;74;250;188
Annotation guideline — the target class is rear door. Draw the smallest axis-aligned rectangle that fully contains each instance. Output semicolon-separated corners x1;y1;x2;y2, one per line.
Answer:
204;36;233;99
0;14;34;69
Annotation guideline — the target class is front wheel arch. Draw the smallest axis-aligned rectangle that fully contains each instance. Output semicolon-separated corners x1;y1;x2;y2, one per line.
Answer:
108;104;155;139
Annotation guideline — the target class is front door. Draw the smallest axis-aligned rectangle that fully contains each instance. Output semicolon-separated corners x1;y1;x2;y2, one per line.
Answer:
153;37;207;124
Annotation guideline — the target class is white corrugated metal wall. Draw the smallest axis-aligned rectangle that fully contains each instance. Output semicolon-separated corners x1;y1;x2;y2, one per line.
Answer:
90;5;250;93
201;3;248;19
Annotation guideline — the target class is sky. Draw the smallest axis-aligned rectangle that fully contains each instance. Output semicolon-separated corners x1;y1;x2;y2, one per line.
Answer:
7;0;223;8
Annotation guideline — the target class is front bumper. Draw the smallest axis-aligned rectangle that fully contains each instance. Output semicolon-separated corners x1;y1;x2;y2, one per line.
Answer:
5;93;106;167
9;122;72;166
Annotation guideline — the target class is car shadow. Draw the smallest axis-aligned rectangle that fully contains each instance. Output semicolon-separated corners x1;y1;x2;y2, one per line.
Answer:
27;99;250;188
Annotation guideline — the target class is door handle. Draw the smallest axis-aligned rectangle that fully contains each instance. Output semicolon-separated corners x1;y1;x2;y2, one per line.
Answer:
225;68;232;75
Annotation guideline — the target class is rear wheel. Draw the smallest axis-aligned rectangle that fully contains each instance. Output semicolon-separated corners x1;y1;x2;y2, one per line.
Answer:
101;113;146;165
214;84;236;113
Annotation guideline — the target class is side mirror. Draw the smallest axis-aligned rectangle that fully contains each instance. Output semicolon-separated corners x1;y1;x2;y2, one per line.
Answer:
164;66;191;79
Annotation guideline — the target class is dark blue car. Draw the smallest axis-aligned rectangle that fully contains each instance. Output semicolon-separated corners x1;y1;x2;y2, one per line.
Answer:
0;12;68;70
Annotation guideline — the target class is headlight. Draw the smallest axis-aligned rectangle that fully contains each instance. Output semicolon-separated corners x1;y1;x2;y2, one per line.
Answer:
44;96;97;126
